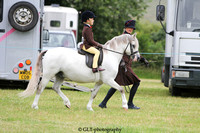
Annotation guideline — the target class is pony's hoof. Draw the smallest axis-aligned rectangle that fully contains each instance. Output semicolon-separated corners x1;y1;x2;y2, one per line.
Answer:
122;104;128;111
87;106;94;111
64;101;71;109
65;104;71;109
123;107;128;111
32;104;39;110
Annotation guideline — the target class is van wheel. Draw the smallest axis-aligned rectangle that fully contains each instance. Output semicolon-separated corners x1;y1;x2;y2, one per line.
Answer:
8;2;38;32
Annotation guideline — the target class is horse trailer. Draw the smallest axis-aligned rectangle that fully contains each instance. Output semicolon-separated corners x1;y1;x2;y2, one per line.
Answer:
43;5;78;40
157;0;200;96
0;0;44;88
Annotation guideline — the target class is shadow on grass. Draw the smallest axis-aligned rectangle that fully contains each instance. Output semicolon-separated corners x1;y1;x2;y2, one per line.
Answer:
181;89;200;98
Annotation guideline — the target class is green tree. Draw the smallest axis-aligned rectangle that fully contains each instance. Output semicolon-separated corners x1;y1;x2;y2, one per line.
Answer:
45;0;149;43
136;22;165;68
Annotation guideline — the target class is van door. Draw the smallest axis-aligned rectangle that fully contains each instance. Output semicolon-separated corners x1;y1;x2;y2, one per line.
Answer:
0;0;5;74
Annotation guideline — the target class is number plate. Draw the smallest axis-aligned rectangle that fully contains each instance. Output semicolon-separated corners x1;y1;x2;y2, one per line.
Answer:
19;70;32;80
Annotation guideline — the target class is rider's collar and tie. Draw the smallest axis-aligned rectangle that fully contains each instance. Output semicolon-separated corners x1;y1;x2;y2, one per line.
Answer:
84;24;92;28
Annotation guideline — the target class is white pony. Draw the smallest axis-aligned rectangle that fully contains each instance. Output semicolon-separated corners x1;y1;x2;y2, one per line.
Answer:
19;33;140;111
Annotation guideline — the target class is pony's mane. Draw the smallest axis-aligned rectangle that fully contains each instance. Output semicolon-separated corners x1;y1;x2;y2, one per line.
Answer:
104;34;131;46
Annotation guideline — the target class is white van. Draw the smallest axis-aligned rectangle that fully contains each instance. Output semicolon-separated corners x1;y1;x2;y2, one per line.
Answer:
43;30;76;50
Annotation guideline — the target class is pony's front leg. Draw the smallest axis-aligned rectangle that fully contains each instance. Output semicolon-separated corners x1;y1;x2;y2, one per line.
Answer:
106;79;128;110
87;82;103;111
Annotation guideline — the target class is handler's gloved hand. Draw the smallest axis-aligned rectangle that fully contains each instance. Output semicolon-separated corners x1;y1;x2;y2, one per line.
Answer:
144;58;149;67
139;57;149;67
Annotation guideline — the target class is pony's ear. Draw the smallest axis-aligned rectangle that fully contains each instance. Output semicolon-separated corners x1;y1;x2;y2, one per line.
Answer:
132;33;137;38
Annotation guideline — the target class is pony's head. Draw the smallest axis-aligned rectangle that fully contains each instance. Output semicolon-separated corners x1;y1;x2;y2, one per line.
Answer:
103;33;140;59
124;33;140;59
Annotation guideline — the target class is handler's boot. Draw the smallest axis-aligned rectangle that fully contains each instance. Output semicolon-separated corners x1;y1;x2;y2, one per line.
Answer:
99;102;107;108
99;88;116;108
128;82;140;110
128;103;140;109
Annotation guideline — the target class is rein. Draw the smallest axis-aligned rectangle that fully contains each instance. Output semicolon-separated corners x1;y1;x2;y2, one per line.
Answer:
102;43;138;56
102;47;124;55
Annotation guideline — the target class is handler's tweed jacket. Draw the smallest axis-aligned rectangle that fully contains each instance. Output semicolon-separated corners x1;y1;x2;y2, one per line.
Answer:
115;54;141;86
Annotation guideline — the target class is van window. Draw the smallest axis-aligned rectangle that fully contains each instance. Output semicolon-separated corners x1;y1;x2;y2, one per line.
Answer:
0;0;3;22
50;20;60;27
70;21;73;27
43;33;75;48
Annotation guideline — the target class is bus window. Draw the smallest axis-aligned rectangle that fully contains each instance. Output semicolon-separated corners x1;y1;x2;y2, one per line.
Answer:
0;0;3;22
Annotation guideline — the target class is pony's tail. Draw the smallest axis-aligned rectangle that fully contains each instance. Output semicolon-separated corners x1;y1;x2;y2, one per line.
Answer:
18;50;47;98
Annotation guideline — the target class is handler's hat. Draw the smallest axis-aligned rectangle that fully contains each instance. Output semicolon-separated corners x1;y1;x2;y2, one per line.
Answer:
125;20;136;30
81;11;96;23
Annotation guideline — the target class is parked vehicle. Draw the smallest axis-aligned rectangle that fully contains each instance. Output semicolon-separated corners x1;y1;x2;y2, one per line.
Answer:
43;5;78;50
43;30;77;50
157;0;200;96
0;0;44;88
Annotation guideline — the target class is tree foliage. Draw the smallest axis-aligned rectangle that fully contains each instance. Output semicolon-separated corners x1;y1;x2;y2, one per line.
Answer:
45;0;148;43
136;22;165;68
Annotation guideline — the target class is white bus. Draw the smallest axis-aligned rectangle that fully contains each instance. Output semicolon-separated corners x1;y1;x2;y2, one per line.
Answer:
0;0;44;88
42;5;78;50
157;0;200;96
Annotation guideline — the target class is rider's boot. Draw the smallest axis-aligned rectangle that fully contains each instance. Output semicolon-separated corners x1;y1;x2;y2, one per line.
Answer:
92;67;105;73
92;68;98;73
97;67;105;71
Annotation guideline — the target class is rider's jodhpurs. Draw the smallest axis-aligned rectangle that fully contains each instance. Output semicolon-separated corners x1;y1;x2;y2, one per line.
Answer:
82;45;100;68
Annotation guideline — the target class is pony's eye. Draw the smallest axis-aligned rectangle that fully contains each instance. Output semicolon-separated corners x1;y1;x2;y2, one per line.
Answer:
132;45;135;49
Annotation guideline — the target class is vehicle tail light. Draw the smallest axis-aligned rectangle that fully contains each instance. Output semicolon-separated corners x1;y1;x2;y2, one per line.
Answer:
26;59;31;65
13;68;19;74
72;30;76;38
18;63;24;68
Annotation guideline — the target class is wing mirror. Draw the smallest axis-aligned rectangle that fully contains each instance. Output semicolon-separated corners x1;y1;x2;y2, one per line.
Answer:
43;29;49;42
156;5;165;21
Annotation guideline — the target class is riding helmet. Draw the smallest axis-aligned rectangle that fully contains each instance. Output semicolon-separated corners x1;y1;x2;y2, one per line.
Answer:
81;11;96;22
125;20;136;30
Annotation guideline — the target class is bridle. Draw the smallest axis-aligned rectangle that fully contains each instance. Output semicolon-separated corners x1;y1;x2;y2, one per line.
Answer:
102;43;138;57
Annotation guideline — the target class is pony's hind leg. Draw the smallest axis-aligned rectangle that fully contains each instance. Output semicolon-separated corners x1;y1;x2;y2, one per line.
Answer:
32;77;49;109
87;82;103;111
53;74;71;109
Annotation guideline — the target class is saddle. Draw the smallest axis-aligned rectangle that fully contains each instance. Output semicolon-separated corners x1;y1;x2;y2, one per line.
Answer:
78;48;103;68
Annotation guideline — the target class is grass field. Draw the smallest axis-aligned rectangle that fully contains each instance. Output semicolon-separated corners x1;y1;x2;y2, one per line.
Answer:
0;79;200;133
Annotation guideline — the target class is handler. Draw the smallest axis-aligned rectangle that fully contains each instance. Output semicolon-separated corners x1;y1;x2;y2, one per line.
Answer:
99;20;149;109
80;11;104;73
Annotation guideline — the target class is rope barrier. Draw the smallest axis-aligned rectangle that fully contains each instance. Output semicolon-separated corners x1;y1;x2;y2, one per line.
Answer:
0;46;191;55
